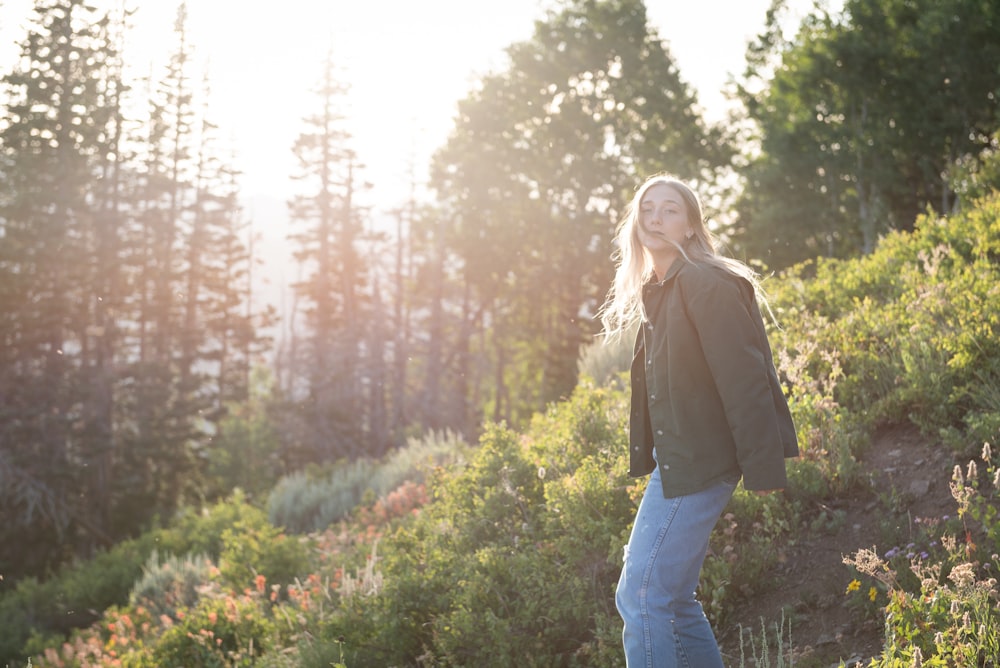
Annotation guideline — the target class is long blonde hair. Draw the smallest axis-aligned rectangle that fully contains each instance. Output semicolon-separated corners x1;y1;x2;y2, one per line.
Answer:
599;174;764;342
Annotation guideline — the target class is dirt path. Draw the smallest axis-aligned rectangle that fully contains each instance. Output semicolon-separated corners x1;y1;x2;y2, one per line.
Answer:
717;424;958;667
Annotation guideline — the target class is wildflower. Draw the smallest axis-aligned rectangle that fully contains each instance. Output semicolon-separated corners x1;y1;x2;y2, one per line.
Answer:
967;460;978;482
952;465;964;484
949;563;976;590
983;442;992;463
255;574;267;594
537;466;546;480
868;586;877;602
207;611;218;625
845;548;882;577
846;578;861;594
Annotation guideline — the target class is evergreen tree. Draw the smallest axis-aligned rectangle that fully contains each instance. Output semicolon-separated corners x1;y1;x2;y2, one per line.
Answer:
0;0;120;575
285;50;374;464
733;0;1000;268
113;0;203;531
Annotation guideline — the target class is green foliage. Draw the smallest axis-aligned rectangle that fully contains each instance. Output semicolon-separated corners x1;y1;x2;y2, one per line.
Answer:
158;489;269;560
149;595;278;668
129;550;213;619
325;403;631;666
767;194;1000;455
951;131;1000;206
218;518;310;593
204;369;285;501
430;0;731;422
0;533;153;663
577;332;634;388
735;0;1000;269
267;429;468;533
737;612;794;668
267;460;378;534
0;491;266;664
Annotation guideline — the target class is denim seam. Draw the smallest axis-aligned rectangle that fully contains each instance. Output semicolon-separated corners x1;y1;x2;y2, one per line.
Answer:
638;494;683;667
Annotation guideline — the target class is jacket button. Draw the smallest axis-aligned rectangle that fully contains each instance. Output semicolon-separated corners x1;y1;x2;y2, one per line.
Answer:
649;394;656;401
656;429;663;436
662;464;670;471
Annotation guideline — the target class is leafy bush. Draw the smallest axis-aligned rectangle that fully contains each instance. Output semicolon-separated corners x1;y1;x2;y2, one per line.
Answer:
218;517;310;594
267;429;468;533
577;328;634;387
204;367;285;501
148;594;278;668
321;389;633;666
129;550;213;619
0;533;154;663
768;194;1000;455
0;490;267;665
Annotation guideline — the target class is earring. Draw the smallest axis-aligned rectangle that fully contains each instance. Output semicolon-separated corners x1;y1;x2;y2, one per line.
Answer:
685;230;694;239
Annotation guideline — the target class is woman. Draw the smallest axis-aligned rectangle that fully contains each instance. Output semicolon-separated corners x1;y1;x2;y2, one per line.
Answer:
600;174;798;667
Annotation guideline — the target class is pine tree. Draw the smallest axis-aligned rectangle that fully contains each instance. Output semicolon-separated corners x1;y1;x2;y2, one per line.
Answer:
286;50;373;464
0;0;121;574
113;1;203;530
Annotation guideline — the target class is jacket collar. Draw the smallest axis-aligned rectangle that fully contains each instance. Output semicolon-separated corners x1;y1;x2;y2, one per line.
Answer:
646;255;686;288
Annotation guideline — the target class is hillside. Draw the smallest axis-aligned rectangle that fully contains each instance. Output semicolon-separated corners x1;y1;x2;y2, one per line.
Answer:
6;195;999;667
719;424;962;667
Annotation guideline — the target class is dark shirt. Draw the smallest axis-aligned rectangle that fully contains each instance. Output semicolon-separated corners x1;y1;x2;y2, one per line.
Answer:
628;257;799;498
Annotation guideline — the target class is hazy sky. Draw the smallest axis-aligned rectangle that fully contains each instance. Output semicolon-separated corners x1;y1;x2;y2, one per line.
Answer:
0;0;839;209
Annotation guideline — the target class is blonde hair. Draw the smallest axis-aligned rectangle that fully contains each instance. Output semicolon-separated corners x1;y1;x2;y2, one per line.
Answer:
599;174;764;342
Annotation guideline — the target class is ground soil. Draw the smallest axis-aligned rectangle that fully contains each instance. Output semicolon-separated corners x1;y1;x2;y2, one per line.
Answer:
715;423;960;668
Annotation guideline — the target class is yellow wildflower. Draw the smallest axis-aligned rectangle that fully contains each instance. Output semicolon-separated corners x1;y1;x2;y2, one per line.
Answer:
846;578;861;594
868;586;877;602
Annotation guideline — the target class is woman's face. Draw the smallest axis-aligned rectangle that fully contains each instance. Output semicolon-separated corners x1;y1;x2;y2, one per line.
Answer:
637;184;691;252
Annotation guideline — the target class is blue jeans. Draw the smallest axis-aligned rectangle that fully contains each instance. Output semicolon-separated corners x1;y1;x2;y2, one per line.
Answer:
616;464;737;667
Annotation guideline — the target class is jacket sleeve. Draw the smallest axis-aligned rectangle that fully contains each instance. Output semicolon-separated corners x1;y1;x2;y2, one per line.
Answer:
679;266;789;491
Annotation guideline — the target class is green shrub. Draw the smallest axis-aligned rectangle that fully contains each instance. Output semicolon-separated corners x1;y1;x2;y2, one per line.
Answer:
204;367;285;501
267;460;379;533
158;489;268;559
129;550;213;619
768;194;1000;458
0;534;153;663
149;595;278;668
329;389;634;666
0;490;268;665
218;517;310;593
267;429;468;533
577;329;634;388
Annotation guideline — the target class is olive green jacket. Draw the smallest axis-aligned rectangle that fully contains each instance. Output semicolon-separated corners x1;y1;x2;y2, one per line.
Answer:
628;257;799;498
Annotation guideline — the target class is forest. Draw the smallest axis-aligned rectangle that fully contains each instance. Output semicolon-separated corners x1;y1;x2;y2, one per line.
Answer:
1;0;999;665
